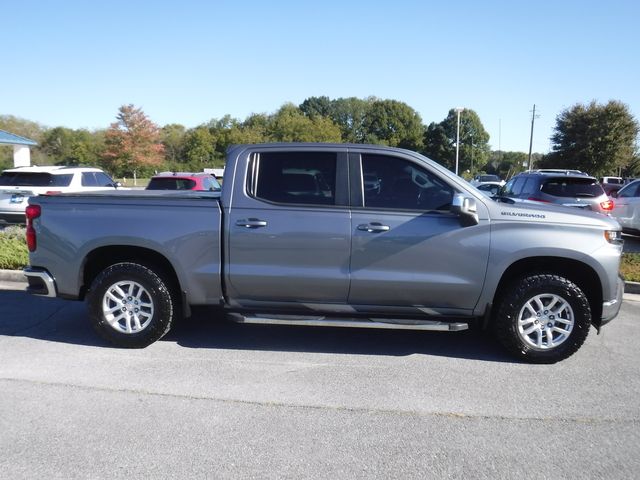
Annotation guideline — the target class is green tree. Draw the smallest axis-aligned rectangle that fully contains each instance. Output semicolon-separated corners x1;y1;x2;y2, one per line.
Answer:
363;99;424;150
299;96;333;118
546;100;639;177
160;124;186;164
182;126;216;166
102;104;165;177
424;108;490;174
266;104;341;143
40;127;103;166
422;122;453;166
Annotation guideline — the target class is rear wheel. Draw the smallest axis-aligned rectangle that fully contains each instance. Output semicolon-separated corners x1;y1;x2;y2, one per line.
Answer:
494;274;591;363
87;262;178;348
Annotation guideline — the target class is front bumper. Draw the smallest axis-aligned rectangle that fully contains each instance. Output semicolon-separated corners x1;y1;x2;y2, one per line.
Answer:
600;275;624;327
23;267;57;298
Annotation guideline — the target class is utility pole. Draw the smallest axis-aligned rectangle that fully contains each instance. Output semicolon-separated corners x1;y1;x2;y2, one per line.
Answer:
455;107;464;175
527;104;538;172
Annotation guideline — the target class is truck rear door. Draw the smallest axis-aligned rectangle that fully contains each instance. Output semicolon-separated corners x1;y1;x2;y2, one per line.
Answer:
224;148;351;307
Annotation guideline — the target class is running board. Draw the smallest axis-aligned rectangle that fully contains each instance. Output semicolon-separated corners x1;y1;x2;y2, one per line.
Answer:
231;315;468;332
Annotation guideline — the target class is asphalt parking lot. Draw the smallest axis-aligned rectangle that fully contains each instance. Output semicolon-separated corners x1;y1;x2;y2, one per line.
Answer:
1;281;639;479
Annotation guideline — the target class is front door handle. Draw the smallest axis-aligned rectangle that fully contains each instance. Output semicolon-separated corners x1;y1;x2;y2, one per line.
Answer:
236;218;268;228
357;222;390;233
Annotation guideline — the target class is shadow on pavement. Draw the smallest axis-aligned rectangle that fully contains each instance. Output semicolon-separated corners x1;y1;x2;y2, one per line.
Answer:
0;289;515;363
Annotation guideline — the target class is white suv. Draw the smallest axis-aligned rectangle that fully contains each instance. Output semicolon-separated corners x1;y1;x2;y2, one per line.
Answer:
0;166;121;224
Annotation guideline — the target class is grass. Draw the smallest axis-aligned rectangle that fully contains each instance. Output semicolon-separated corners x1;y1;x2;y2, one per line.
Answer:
621;253;640;282
2;225;640;282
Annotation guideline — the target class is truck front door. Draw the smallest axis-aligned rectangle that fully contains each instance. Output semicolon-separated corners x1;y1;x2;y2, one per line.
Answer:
348;152;490;313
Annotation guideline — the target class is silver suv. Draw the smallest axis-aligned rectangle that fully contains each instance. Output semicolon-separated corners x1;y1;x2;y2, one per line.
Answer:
501;171;613;214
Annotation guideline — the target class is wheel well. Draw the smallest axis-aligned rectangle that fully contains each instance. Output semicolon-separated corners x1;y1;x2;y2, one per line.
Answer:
80;246;181;301
493;257;603;323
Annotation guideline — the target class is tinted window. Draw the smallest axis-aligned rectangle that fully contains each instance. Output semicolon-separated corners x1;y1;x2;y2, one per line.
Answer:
253;152;336;205
521;178;539;196
81;172;98;186
478;174;500;182
361;154;453;211
617;181;640;198
147;178;197;190
541;178;604;197
0;172;72;187
95;172;115;187
503;177;527;196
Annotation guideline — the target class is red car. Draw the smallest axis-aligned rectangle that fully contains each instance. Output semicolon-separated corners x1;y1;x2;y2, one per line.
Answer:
146;172;221;191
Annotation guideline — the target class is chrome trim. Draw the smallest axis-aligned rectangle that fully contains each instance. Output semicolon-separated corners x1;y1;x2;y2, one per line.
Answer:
23;267;57;298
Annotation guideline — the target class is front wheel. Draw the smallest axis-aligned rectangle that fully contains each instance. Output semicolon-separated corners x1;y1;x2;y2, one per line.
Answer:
87;263;178;348
493;274;591;363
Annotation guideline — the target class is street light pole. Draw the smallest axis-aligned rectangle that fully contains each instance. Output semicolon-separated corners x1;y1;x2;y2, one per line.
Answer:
455;107;463;176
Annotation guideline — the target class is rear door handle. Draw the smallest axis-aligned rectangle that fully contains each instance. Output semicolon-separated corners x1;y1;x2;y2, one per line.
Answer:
357;222;390;233
236;218;268;228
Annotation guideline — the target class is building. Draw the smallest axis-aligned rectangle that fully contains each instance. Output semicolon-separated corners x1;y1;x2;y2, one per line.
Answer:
0;129;38;167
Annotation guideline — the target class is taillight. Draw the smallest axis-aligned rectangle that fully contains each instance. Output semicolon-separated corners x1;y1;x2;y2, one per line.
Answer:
45;191;62;195
527;196;550;203
600;199;614;211
25;204;41;252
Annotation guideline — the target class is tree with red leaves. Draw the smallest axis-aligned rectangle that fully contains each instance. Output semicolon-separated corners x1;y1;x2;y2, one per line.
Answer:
102;104;164;178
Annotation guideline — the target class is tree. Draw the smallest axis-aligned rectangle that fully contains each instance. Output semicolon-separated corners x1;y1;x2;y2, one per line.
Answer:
546;100;639;177
160;124;186;164
266;104;341;142
182;126;216;166
422;108;490;174
422;122;453;166
102;105;164;177
40;127;103;166
363;99;424;150
299;96;333;118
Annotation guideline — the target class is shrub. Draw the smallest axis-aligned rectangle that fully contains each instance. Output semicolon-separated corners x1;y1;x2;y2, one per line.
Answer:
0;226;28;270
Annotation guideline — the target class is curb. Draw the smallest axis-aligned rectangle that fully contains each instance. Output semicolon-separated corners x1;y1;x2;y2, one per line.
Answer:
2;269;640;294
0;269;27;283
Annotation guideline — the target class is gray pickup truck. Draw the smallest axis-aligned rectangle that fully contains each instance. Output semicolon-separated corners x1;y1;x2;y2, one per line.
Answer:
23;143;624;363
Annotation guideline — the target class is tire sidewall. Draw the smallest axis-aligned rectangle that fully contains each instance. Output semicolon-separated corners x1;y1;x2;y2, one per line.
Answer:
87;263;175;348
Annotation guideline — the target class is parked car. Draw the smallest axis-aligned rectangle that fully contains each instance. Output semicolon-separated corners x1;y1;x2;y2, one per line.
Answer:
0;166;121;224
474;181;502;197
610;179;640;235
500;171;613;214
471;174;504;186
23;143;623;363
146;172;221;191
600;176;625;196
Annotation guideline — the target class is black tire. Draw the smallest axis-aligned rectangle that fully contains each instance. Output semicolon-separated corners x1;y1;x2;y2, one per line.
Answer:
87;262;178;348
493;274;591;363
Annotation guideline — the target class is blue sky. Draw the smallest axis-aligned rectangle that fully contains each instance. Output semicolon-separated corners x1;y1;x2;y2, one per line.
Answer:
2;0;638;153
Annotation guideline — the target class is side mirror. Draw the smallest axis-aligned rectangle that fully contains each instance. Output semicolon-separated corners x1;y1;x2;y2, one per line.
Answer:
451;193;479;227
114;182;123;189
610;190;618;198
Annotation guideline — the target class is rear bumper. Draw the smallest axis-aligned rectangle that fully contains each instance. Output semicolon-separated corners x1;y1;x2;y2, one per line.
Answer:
23;267;57;297
0;212;26;224
600;275;624;326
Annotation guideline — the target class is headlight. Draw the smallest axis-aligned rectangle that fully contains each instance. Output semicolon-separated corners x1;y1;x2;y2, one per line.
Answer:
604;230;623;245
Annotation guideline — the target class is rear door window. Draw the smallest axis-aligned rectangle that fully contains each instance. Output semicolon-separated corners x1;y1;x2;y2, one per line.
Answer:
252;152;337;206
541;178;604;198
